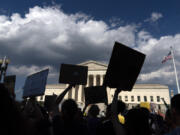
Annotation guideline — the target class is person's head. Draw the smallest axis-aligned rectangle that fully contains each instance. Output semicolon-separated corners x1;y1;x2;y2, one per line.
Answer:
125;108;151;135
170;94;180;126
61;99;78;121
171;94;180;113
105;101;126;119
117;100;126;114
88;104;100;118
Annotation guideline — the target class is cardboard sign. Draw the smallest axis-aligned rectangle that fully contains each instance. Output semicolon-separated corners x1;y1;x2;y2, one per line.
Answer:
23;69;49;98
4;75;16;97
140;102;150;110
84;86;108;106
59;64;88;85
104;42;146;91
44;95;57;111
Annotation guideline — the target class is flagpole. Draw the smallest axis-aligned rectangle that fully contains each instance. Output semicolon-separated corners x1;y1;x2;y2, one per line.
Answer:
171;47;180;94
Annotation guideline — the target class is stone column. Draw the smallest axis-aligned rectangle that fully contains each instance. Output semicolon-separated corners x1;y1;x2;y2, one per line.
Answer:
68;84;72;99
78;85;82;102
100;75;103;85
93;75;96;86
75;85;79;102
72;87;75;99
106;87;111;104
81;85;85;102
86;75;89;87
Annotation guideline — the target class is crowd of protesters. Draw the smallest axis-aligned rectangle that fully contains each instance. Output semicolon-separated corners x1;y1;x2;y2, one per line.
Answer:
1;83;180;135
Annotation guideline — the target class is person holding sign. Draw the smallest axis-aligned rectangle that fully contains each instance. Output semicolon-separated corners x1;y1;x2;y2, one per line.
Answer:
22;69;53;135
111;89;151;135
107;42;147;135
52;63;89;135
86;104;101;135
96;99;126;135
52;84;89;135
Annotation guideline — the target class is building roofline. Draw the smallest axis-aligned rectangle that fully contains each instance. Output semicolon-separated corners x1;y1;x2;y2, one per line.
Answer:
46;84;66;89
46;83;169;89
78;60;108;67
133;84;169;89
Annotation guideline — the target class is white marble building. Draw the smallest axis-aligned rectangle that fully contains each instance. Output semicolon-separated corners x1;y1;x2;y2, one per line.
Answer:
37;60;170;112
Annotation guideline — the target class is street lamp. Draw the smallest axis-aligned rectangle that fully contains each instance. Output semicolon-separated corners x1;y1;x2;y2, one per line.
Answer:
0;56;10;82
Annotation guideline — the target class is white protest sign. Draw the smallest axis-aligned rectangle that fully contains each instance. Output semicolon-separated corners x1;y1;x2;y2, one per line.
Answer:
23;69;49;98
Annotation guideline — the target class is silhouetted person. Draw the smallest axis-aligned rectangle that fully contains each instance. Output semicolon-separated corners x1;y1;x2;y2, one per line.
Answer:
165;109;176;132
96;101;126;135
0;83;29;135
53;84;89;135
111;89;152;135
87;104;100;135
36;105;52;135
165;94;180;135
22;97;52;135
125;108;151;135
75;107;87;125
88;104;100;118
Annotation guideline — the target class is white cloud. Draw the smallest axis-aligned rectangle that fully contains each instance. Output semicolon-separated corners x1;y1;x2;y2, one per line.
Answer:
0;6;136;66
136;30;180;89
145;12;163;22
1;6;180;92
138;66;174;82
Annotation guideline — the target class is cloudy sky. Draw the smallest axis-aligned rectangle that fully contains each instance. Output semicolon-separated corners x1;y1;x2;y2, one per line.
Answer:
1;0;180;100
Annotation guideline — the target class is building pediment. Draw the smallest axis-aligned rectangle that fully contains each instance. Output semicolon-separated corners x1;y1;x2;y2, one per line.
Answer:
78;60;107;70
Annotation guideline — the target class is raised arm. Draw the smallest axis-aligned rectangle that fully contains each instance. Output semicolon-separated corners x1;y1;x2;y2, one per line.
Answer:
55;84;74;105
111;88;126;135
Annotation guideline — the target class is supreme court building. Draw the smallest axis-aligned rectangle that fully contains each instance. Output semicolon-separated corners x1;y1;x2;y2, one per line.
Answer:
37;60;171;113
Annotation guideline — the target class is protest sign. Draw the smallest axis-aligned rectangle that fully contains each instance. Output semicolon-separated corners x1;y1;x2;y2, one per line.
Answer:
23;69;49;98
118;114;125;124
140;102;150;110
4;75;16;98
44;95;57;111
84;86;107;106
104;41;146;91
59;64;88;85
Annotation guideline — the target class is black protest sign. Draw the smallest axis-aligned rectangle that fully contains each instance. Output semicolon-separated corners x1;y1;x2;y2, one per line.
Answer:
59;64;88;85
84;86;108;106
44;95;57;111
104;41;146;91
4;75;16;98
